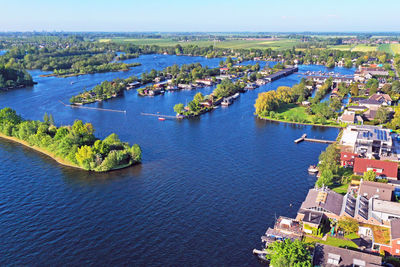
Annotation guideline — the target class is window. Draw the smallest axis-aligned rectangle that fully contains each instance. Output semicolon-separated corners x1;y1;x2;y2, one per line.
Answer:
397;240;400;245
327;253;340;265
353;258;366;267
396;249;400;254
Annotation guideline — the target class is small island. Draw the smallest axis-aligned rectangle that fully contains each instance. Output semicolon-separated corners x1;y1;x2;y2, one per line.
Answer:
0;107;141;172
0;64;35;90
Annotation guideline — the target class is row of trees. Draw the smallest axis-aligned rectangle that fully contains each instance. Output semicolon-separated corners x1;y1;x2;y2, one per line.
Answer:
0;108;141;172
254;80;311;116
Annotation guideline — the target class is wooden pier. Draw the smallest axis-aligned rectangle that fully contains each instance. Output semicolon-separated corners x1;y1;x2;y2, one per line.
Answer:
140;112;181;119
294;134;307;143
295;133;334;144
59;101;126;113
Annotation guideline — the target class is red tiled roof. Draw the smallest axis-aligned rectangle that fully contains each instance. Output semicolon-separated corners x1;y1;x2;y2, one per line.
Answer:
353;158;398;179
340;152;358;161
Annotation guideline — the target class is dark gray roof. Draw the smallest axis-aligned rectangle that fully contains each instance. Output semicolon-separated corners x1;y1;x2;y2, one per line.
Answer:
300;188;344;216
391;219;400;240
359;99;382;105
313;243;382;266
299;210;324;225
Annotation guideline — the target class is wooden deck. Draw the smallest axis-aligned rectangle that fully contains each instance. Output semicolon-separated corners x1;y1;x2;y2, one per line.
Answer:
295;133;334;144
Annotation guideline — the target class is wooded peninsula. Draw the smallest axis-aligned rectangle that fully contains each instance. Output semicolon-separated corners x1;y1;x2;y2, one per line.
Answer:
0;108;141;172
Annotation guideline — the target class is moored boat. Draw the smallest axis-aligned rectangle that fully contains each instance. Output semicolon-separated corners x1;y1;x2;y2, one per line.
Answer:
308;165;318;173
158;117;166;121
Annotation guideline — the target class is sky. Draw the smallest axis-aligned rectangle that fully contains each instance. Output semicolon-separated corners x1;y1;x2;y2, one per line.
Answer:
1;0;400;32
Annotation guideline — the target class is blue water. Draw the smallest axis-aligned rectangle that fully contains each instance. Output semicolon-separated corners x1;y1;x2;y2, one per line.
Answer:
0;55;351;266
0;50;7;56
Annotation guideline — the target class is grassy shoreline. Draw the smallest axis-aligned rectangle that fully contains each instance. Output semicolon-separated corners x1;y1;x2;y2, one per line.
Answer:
257;115;343;128
0;132;137;172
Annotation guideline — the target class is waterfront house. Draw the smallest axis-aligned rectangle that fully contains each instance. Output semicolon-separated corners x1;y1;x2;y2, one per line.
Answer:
353;158;398;180
299;187;344;221
358;99;382;111
261;216;303;246
340;125;395;160
296;210;325;234
358;180;394;201
312;243;382;266
340;152;358;167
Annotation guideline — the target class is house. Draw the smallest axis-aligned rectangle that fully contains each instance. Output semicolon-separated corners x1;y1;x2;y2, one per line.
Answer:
370;198;400;224
340;152;358;167
358;180;394;201
353;158;398;180
313;243;382;266
369;93;392;106
348;105;368;112
261;216;303;246
339;110;356;124
340;125;394;160
299;187;344;221
363;109;378;121
296;210;325;233
389;219;400;256
358;99;382;111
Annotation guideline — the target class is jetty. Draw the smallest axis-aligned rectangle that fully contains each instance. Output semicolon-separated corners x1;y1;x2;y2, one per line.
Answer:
59;101;126;113
265;67;298;82
140;112;182;119
295;134;334;144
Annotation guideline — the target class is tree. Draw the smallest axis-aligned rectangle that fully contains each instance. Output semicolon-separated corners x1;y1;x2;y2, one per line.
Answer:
254;91;279;115
316;169;334;188
75;145;95;170
375;106;391;124
173;103;185;115
363;170;376;181
276;86;293;104
318;144;340;173
350;83;359;97
266;239;312;267
338;217;359;235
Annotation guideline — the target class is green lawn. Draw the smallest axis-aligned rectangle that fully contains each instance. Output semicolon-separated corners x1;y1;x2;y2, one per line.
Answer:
262;104;340;127
304;236;359;249
331;183;349;195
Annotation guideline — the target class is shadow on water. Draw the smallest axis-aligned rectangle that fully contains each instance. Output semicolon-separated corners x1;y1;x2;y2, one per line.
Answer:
60;163;144;186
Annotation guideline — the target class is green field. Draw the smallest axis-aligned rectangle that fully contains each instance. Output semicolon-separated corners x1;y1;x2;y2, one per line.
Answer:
327;44;354;51
351;44;378;52
99;38;301;50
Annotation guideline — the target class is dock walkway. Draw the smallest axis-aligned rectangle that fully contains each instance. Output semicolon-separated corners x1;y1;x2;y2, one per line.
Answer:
295;134;334;144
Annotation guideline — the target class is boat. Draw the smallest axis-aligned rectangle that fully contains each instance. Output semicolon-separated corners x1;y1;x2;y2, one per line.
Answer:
158;117;166;121
308;165;319;173
232;92;240;99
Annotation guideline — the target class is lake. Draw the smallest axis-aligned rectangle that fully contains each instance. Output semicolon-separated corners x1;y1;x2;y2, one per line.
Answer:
0;55;353;266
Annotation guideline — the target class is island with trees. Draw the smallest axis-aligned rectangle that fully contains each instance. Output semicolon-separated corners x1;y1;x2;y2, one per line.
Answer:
173;79;245;117
0;62;35;90
0;107;141;172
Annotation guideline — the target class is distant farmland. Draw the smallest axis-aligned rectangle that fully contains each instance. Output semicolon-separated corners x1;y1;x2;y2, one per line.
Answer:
99;38;302;50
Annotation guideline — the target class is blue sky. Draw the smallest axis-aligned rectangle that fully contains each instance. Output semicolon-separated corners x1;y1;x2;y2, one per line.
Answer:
1;0;400;32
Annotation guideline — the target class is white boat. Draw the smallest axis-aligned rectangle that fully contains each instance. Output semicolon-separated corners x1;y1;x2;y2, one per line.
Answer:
232;93;240;99
308;165;319;173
